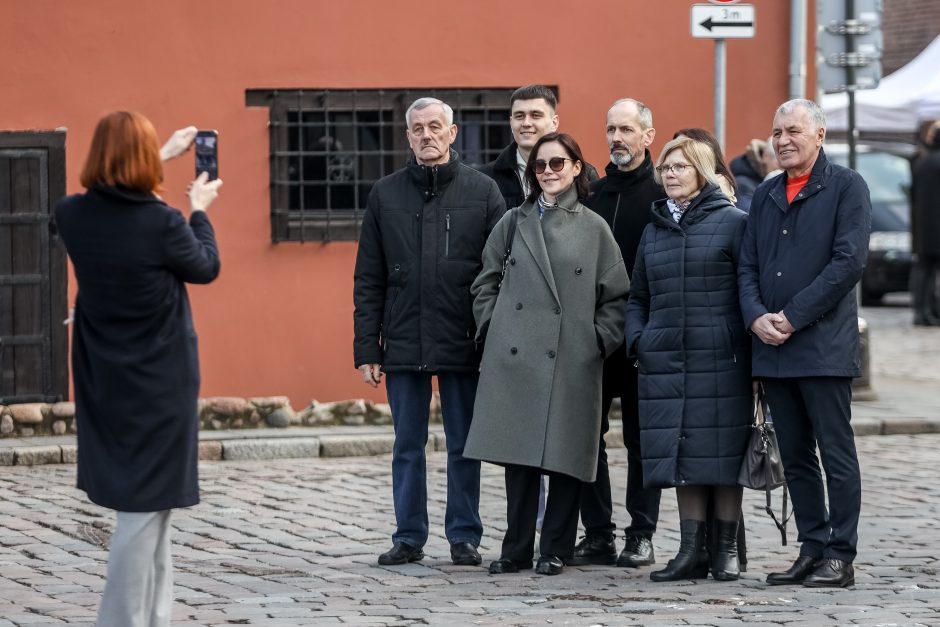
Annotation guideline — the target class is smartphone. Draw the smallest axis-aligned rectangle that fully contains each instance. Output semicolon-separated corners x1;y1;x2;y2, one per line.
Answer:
194;130;219;180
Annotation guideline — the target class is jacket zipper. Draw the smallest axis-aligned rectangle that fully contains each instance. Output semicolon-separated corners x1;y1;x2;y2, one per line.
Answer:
611;193;622;231
445;213;451;257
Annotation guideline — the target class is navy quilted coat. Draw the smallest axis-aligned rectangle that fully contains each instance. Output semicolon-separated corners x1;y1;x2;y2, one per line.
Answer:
625;184;752;489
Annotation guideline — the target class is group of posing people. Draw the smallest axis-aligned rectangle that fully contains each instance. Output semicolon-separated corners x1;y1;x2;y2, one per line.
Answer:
57;85;870;625
354;86;871;588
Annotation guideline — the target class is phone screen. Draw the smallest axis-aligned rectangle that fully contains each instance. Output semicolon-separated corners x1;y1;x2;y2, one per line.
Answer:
194;130;219;180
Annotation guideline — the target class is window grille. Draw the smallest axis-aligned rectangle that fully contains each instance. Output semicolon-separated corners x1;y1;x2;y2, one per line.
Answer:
246;88;518;242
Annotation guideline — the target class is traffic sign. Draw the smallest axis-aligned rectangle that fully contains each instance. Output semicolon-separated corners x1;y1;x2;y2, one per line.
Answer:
691;3;756;39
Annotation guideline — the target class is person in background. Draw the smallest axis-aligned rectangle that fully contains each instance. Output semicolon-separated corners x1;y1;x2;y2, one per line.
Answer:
465;132;629;577
55;111;223;626
571;98;663;571
739;99;870;588
626;137;751;582
730;139;772;212
910;119;940;326
353;97;505;568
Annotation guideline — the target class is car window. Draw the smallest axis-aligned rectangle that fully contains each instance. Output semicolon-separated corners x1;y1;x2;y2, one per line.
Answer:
829;150;911;229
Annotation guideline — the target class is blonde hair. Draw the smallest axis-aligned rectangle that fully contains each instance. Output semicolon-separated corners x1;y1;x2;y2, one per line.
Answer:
654;137;720;189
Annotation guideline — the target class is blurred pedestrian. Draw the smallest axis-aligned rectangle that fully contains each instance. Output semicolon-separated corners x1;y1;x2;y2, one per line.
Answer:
626;136;751;582
465;132;629;576
55;111;223;626
910;119;940;326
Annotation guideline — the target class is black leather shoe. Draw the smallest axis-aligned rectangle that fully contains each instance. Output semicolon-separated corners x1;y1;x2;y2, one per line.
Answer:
567;534;617;566
766;555;820;585
450;542;482;566
803;559;855;588
488;558;532;574
535;554;565;575
378;542;424;565
618;535;656;568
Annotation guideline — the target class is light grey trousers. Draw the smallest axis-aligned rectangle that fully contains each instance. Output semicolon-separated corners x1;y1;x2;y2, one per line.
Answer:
97;510;173;627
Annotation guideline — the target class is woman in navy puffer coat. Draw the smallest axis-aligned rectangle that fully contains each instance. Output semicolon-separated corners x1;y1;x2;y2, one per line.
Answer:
625;137;751;583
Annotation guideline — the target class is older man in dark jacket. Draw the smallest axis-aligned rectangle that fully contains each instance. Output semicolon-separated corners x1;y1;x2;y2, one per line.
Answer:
739;99;871;588
570;98;664;569
354;97;505;567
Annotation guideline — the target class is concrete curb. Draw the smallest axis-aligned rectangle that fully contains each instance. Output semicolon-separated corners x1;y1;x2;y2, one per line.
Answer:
4;417;940;466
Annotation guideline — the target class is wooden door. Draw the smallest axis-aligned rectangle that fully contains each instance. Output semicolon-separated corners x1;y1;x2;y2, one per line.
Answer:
0;131;68;404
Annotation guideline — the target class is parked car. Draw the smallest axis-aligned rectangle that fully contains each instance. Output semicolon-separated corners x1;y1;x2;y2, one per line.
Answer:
827;142;914;305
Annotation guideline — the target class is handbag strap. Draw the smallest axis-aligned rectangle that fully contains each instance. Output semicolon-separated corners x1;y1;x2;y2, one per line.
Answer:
758;382;793;544
498;207;518;289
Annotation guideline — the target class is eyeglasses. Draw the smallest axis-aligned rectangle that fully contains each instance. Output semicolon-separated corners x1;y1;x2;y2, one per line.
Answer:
533;157;574;174
656;163;694;176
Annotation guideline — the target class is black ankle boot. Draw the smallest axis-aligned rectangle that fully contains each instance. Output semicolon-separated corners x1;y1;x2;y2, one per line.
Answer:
710;519;740;581
650;520;708;582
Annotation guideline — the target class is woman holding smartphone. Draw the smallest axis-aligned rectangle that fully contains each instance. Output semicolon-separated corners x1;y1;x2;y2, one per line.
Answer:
55;111;222;626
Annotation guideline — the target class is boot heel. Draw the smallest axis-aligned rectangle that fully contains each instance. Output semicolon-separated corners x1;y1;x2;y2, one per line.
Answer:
691;564;709;579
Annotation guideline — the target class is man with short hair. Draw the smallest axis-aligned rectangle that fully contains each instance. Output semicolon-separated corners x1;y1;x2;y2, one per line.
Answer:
480;84;597;209
354;97;506;567
739;98;871;588
569;98;664;568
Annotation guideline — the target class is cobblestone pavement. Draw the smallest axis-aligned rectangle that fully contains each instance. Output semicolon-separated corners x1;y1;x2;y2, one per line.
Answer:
1;305;938;626
1;432;938;626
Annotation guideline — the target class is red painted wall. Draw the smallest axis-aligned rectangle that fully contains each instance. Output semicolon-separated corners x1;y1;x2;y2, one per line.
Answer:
3;0;802;406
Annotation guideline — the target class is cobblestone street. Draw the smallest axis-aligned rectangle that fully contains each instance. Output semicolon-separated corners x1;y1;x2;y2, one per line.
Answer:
1;306;939;626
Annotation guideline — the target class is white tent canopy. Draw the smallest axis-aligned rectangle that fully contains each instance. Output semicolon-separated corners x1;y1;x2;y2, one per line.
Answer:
822;34;940;132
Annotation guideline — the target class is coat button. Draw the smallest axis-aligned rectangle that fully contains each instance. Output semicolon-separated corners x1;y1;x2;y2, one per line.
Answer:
575;267;582;275
554;307;561;314
510;257;516;265
515;302;523;310
548;350;556;358
394;263;401;270
776;271;782;277
510;347;518;355
782;229;788;235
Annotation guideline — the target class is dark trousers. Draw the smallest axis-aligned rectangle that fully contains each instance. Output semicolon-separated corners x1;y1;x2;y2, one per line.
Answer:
501;465;581;561
762;377;861;562
579;345;661;539
385;371;483;548
911;254;940;322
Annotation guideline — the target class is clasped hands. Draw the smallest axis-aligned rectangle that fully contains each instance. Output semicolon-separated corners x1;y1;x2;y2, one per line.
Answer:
751;311;795;346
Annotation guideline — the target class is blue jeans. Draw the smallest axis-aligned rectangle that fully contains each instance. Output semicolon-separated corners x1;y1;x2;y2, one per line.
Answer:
385;371;482;548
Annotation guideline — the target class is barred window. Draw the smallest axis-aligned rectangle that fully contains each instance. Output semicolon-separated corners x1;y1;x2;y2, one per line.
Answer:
246;88;517;242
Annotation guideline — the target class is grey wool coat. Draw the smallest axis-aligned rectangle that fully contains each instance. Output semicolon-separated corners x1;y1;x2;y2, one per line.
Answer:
625;183;752;489
463;185;630;482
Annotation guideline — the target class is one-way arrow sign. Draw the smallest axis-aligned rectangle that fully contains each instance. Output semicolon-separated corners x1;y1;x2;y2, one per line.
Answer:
691;4;756;39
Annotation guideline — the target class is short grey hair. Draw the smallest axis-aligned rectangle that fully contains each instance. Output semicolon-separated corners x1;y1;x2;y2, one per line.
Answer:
609;98;653;130
405;97;454;127
776;98;826;130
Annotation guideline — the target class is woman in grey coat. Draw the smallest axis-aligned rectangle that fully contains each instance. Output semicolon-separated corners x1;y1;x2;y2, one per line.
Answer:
625;137;751;582
464;133;630;576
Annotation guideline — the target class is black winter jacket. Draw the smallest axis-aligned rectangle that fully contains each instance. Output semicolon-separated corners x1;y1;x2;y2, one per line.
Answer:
585;152;664;278
738;148;871;378
626;184;751;489
353;150;506;372
479;141;599;210
911;137;940;256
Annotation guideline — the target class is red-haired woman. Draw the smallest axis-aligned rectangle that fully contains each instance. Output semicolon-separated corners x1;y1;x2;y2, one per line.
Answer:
55;111;222;626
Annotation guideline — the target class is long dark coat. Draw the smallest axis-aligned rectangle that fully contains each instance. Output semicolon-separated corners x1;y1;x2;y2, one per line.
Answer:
55;186;220;512
463;185;630;482
911;139;940;256
625;184;751;489
738;148;871;378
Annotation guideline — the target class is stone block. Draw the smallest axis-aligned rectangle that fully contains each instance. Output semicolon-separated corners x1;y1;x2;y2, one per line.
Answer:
248;396;291;410
61;445;78;463
52;420;67;435
223;437;320;461
319;434;392;457
852;417;882;436
1;415;13;435
198;440;223;461
14;446;61;466
204;397;249;416
265;407;294;428
882;418;940;435
9;403;46;424
51;402;75;418
0;449;13;466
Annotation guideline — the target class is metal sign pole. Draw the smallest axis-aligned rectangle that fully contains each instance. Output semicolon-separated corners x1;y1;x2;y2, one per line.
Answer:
846;0;857;171
715;38;726;152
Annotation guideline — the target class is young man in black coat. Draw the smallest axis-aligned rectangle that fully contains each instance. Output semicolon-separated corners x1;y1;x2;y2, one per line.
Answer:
353;97;505;567
739;99;871;588
569;98;665;569
479;84;598;209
